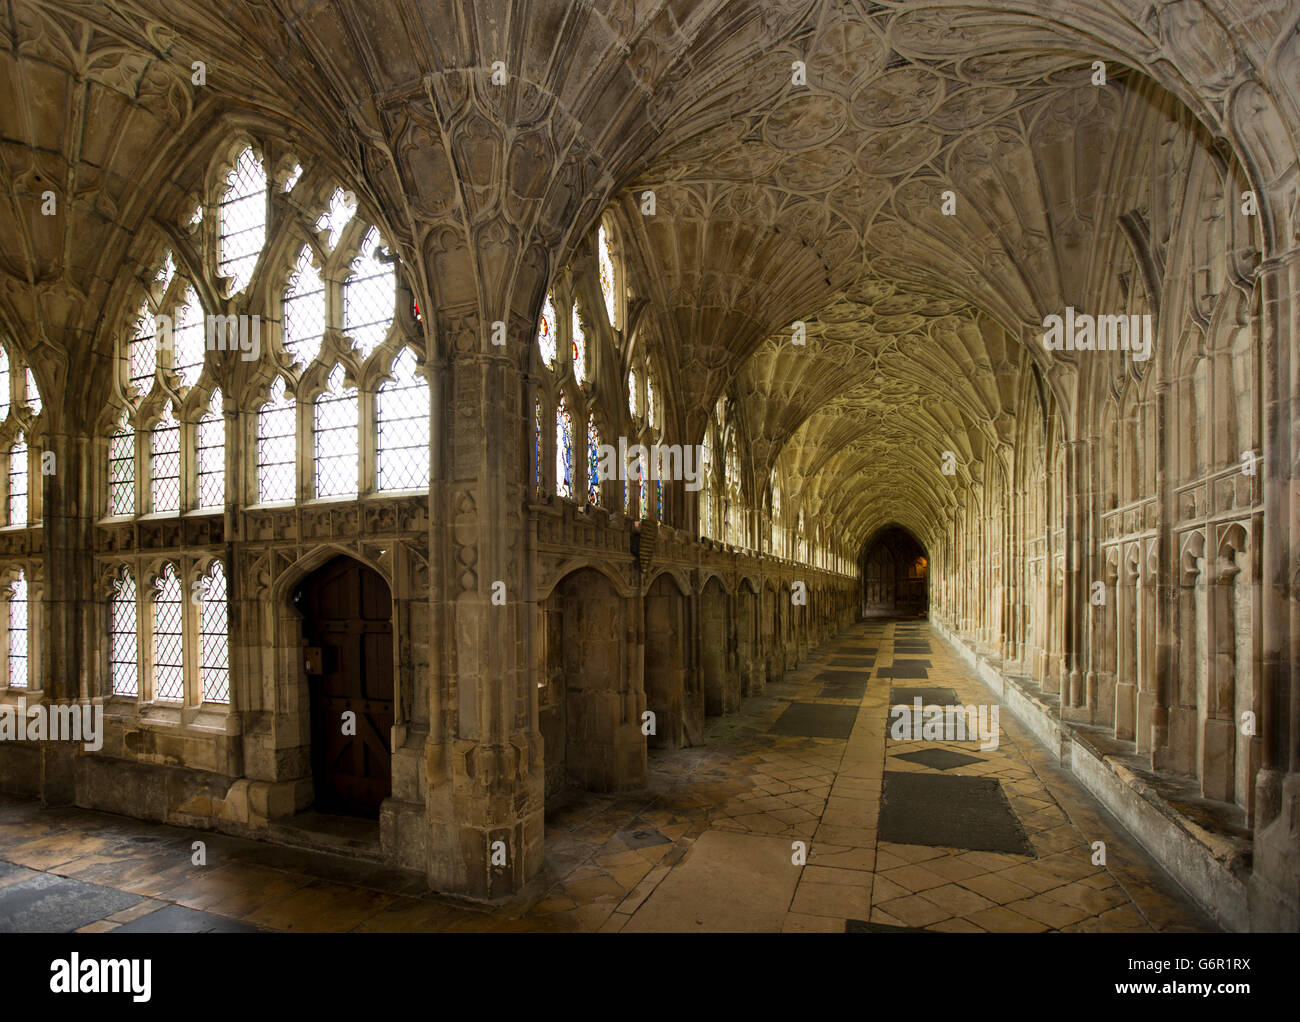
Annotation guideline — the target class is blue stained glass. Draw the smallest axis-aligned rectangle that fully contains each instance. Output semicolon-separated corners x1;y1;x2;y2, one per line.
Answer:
556;395;572;499
587;413;600;505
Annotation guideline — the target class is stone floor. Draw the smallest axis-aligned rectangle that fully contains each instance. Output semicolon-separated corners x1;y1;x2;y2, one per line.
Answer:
0;619;1215;932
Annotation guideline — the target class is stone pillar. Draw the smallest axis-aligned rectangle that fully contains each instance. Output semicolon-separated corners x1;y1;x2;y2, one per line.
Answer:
1249;246;1300;930
38;419;92;806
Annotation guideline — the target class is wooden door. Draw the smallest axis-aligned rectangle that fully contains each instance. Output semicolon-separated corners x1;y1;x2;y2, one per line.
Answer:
295;557;394;818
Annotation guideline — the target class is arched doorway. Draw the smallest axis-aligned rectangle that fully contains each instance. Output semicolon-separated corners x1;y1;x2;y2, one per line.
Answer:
293;555;394;818
860;526;929;618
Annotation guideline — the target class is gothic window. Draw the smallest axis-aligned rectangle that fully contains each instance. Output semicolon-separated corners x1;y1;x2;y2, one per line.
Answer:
152;563;184;701
109;568;138;698
656;479;663;522
638;450;648;520
22;369;39;415
284;245;325;367
556;394;573;499
377;348;430;492
108;414;136;516
257;376;296;503
150;404;181;513
534;397;543;496
314;364;359;498
316;187;356;251
587;413;601;505
7;570;26;688
196;390;225;509
628;369;639;418
571;301;587;384
128;302;156;391
538;291;557;369
598;223;617;329
199;561;229;703
7;434;25;527
646;372;657;429
343;226;394;359
171;285;206;388
217;146;267;293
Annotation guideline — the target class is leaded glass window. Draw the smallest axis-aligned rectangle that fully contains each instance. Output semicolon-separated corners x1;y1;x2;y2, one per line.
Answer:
7;434;25;526
152;564;183;701
343;227;394;360
377;348;429;491
556;394;572;499
150;404;180;513
217;147;267;293
7;571;26;688
628;369;638;418
22;368;39;415
316;187;356;251
0;348;9;422
284;245;325;367
587;413;600;505
257;377;295;503
646;372;656;428
197;389;225;509
315;364;358;498
538;291;556;369
129;300;156;392
108;415;135;516
109;569;138;697
172;286;206;388
199;561;229;703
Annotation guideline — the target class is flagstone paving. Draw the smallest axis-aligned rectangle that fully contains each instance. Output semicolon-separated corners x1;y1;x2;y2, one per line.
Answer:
0;619;1214;932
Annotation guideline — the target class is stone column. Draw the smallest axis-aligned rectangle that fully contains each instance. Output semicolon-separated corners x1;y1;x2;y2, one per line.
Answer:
1249;246;1300;930
37;416;92;806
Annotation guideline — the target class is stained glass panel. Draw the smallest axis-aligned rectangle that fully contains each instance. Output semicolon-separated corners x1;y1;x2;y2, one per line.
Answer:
378;348;430;491
257;377;295;503
315;364;358;498
109;569;138;697
587;413;600;505
153;564;183;701
646;372;656;428
534;398;543;495
284;245;325;367
598;224;617;327
555;394;572;499
628;369;638;418
571;302;586;383
217;147;267;293
537;291;556;369
638;450;648;520
344;226;394;359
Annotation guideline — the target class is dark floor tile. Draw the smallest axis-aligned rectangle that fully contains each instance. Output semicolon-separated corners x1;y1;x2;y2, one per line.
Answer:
879;771;1034;856
892;749;984;771
889;686;960;705
845;918;929;933
768;702;859;740
112;903;264;933
0;872;142;932
877;662;930;679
